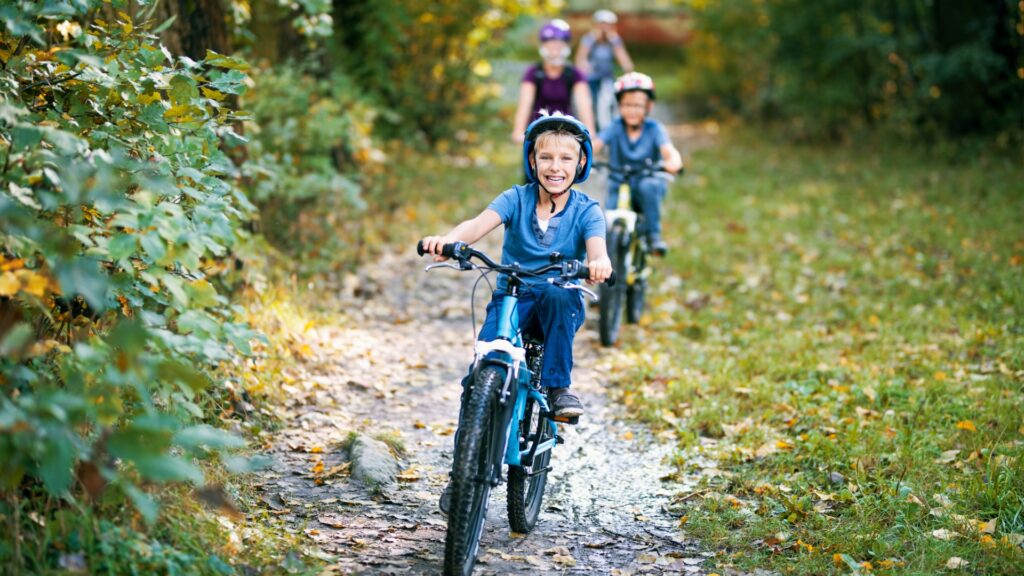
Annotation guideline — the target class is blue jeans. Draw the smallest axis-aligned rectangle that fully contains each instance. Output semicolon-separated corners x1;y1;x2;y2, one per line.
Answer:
606;175;667;240
476;283;585;389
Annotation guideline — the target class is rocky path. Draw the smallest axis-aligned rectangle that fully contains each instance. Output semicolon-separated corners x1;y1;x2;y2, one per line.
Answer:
252;240;714;575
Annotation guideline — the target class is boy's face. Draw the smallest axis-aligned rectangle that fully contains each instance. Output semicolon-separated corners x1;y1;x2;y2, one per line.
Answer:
618;91;652;128
531;135;583;195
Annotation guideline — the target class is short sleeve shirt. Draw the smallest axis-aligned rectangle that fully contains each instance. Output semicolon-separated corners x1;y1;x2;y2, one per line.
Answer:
598;118;670;184
523;64;587;120
488;184;605;288
581;33;621;81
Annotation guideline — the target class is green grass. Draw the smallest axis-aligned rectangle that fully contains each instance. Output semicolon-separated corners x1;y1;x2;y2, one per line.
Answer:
610;130;1024;574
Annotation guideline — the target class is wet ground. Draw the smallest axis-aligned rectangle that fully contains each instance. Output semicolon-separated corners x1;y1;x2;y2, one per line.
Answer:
253;239;715;575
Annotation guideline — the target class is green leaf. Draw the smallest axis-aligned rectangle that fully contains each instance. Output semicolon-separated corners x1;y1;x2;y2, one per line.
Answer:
185;279;220;308
175;425;246;451
133;454;204;483
124;483;159;524
55;258;108;310
157;358;210;392
37;430;76;495
140;232;167;263
107;233;137;260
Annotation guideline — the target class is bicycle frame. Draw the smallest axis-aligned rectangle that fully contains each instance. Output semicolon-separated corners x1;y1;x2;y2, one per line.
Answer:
469;276;559;484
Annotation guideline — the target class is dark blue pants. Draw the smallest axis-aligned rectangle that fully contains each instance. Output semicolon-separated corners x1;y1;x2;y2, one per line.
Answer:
477;283;585;389
607;175;667;240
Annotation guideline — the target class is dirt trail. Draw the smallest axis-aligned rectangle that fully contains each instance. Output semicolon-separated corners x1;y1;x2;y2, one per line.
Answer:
253;239;713;574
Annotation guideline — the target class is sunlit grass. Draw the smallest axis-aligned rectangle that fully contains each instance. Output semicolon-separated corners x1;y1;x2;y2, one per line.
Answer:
610;130;1024;574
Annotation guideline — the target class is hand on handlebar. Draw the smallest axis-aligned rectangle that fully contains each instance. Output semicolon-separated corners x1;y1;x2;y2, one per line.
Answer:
419;236;456;262
586;256;613;285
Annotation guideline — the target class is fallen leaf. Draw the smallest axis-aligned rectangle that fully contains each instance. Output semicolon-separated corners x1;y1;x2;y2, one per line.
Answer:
980;518;997;534
932;529;958;541
945;557;968;570
397;466;422;482
318;515;345;528
955;420;977;432
935;449;960;464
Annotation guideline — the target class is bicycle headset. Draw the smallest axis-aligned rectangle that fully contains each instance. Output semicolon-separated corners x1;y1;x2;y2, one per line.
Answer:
522;113;593;213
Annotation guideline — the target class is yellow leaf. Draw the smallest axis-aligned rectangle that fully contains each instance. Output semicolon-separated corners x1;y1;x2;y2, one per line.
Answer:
980;517;997;534
164;104;190;119
16;270;49;297
955;420;977;432
201;87;226;101
776;439;794;450
0;271;20;296
934;371;947;381
980;535;995;547
139;92;162;105
309;445;323;454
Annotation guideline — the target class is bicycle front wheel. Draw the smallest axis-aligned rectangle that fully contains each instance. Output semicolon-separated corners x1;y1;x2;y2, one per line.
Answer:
599;223;628;346
444;365;502;576
507;396;553;533
626;241;648;324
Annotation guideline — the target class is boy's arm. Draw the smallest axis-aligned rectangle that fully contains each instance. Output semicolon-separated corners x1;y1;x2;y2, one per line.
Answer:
659;142;684;174
572;82;597;136
584;236;613;285
421;209;503;261
511;82;536;143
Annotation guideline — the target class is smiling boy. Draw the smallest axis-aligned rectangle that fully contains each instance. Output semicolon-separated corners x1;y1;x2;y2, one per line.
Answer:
420;113;612;417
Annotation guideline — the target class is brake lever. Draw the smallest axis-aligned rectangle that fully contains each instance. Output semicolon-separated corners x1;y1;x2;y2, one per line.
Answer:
561;283;598;301
425;262;463;273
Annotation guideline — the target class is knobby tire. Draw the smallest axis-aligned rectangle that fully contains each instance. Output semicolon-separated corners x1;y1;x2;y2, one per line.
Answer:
599;223;628;346
626;241;647;324
443;365;502;576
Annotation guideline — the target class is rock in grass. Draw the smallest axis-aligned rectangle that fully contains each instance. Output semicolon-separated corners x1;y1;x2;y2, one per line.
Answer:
350;435;402;490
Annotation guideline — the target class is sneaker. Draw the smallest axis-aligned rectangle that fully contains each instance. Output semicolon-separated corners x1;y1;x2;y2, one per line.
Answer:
547;387;585;418
649;237;668;257
439;480;453;517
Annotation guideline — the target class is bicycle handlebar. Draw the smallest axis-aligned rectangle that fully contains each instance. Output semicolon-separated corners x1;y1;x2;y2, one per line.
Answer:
592;160;680;181
417;240;616;287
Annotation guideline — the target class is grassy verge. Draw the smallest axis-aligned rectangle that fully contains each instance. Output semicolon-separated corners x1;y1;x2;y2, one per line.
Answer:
610;129;1024;574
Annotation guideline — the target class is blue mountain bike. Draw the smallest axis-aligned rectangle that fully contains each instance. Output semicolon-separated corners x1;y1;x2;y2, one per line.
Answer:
416;241;613;576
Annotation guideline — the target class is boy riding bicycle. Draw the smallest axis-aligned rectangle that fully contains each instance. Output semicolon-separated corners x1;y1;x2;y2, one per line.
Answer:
422;113;611;516
421;112;612;418
593;72;684;256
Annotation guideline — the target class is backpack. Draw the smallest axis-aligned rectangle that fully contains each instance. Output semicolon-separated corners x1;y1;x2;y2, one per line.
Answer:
531;64;577;114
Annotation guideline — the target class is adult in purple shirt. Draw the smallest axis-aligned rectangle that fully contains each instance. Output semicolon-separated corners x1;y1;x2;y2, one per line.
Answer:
511;20;596;143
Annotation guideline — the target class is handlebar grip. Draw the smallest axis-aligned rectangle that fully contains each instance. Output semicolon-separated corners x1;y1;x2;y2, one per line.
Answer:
417;240;466;259
574;266;616;287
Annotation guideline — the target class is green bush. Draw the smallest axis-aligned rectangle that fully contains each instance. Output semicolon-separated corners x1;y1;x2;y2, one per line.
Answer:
0;0;254;542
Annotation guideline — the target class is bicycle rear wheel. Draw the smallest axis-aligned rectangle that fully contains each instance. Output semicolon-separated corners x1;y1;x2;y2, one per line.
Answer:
507;396;553;533
599;223;628;346
444;365;502;576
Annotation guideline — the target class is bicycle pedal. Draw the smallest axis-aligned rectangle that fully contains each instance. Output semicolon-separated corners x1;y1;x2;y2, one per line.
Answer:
551;414;581;425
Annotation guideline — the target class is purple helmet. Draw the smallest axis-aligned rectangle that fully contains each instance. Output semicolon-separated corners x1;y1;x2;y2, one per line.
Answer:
539;19;571;43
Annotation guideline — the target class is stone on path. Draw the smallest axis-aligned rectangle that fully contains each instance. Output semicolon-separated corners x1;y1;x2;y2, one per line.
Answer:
349;435;403;490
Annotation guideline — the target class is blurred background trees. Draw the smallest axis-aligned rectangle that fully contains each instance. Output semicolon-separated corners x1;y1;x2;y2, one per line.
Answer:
679;0;1023;141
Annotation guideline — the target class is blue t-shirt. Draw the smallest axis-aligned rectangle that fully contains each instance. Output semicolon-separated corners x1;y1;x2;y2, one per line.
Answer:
581;34;622;81
487;184;605;288
598;118;670;183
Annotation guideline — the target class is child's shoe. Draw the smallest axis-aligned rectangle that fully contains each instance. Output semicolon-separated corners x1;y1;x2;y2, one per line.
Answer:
649;235;668;256
547;387;585;417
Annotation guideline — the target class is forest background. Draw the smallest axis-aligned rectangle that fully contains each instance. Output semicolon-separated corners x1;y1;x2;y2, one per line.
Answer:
0;0;1021;574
